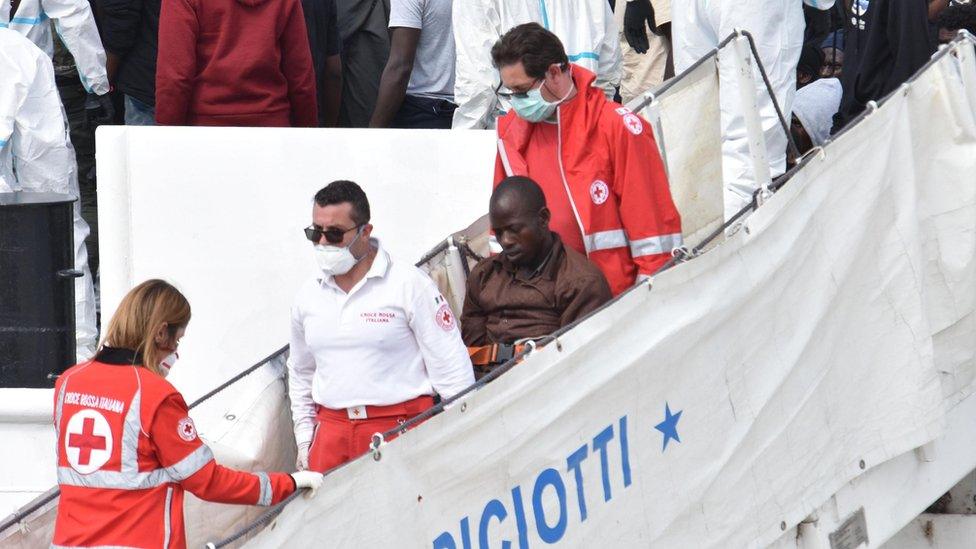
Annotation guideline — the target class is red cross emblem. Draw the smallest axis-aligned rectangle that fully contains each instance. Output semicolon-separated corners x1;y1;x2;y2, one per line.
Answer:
64;409;113;473
177;417;197;441
623;113;643;135
68;417;107;466
590;180;610;205
435;303;455;332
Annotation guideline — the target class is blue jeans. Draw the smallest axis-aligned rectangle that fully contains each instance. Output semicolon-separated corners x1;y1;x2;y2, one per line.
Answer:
124;95;155;126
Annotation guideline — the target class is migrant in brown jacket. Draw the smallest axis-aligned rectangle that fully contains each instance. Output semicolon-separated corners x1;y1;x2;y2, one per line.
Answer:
461;235;612;347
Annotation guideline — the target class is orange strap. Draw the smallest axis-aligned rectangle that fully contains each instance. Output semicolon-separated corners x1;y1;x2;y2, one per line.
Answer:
467;344;524;366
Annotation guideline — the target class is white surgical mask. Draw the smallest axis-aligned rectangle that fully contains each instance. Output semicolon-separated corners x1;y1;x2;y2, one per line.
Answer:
314;228;364;276
159;352;179;378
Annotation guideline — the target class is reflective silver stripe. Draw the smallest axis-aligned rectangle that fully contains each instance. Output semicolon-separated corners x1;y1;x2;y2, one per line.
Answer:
58;446;212;490
55;379;68;439
582;229;628;254
165;444;214;481
120;388;141;475
256;472;272;506
162;486;173;549
628;233;683;257
58;466;173;489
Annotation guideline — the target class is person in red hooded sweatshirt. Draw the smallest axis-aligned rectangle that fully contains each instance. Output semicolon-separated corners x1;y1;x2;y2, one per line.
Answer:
155;0;318;126
52;279;323;549
491;23;682;296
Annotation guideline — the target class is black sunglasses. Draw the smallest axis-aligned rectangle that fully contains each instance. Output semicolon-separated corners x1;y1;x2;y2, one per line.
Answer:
304;224;362;244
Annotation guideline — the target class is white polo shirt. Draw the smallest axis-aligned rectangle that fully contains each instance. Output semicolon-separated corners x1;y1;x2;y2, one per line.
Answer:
287;240;475;446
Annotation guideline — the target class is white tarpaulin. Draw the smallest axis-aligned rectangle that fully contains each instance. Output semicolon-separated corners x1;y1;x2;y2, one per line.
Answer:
246;44;976;548
628;48;724;249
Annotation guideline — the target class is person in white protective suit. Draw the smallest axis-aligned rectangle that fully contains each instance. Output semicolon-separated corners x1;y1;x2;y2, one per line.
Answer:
452;0;623;129
0;27;98;361
671;0;834;222
1;0;112;111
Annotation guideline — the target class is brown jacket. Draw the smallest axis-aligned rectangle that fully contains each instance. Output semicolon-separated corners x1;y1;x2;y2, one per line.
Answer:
461;236;613;346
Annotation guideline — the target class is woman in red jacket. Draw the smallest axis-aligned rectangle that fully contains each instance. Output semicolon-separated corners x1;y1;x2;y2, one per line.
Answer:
53;279;322;549
155;0;318;126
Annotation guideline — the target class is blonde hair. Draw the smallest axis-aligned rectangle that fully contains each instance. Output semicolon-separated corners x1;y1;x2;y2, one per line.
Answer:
100;279;191;376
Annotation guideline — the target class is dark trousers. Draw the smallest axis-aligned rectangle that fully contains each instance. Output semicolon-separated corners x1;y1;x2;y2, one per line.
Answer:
56;76;98;279
391;95;457;129
337;0;391;127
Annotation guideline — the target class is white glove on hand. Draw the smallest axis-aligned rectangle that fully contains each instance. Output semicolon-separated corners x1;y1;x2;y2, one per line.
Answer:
290;470;324;499
296;441;311;471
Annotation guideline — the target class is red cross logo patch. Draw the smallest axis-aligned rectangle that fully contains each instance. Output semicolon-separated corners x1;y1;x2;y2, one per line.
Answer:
435;303;456;332
178;417;198;442
623;113;643;135
590;180;610;205
64;409;113;474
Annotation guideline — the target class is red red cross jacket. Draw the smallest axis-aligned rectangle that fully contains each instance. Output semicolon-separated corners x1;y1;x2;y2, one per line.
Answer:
495;65;682;295
52;348;295;549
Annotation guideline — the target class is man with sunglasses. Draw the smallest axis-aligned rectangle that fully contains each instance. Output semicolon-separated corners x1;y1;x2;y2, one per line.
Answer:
286;180;475;473
492;23;682;296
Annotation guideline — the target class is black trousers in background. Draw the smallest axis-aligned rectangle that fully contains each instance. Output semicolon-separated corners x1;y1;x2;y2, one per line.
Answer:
392;95;457;129
336;0;390;127
56;76;99;281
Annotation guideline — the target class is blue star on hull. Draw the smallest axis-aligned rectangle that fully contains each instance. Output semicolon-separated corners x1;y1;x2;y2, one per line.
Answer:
655;402;682;452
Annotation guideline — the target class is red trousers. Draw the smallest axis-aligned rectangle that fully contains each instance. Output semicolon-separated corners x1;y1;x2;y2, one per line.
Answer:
308;395;434;472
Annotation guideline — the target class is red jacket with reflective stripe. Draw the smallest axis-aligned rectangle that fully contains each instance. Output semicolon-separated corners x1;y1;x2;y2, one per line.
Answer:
495;66;682;295
52;351;295;549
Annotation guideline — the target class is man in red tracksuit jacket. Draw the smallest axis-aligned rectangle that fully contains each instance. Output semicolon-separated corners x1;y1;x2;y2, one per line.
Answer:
492;23;682;295
155;0;318;126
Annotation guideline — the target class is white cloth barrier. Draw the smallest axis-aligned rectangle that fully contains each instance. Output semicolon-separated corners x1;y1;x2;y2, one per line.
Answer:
96;126;496;402
628;52;724;250
182;352;296;545
245;44;976;548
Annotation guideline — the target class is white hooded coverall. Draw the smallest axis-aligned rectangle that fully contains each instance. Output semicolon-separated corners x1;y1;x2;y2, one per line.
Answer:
1;0;110;95
671;0;832;221
452;0;623;129
0;28;98;360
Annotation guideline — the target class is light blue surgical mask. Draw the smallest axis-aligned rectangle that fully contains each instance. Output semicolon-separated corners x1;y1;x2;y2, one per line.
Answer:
509;80;574;123
802;0;835;9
